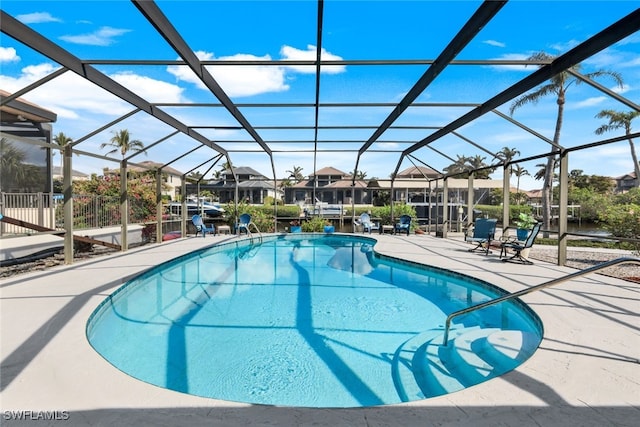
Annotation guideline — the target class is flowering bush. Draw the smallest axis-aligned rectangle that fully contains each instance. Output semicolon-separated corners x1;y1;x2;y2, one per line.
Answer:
66;173;166;227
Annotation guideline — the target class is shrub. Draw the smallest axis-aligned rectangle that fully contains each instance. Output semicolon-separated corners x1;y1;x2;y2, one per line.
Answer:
370;204;417;231
598;203;640;239
301;217;328;232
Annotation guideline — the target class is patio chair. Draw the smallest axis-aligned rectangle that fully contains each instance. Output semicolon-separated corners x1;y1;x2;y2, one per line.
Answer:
237;213;252;235
191;214;215;238
464;218;497;255
355;213;380;234
500;222;542;264
394;215;412;236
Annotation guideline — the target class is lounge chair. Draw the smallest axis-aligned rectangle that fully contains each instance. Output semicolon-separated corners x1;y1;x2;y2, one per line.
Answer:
191;214;215;237
500;222;542;264
355;213;380;234
394;215;412;236
464;218;497;255
237;213;252;235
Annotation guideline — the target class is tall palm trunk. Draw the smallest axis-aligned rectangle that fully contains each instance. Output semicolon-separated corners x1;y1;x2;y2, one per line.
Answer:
542;156;554;238
543;92;566;238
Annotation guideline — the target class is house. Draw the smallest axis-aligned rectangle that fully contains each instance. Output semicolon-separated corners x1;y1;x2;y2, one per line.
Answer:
615;172;637;193
52;166;90;181
188;166;283;204
373;166;502;206
283;165;503;209
526;189;543;206
103;161;184;200
397;165;441;180
284;167;369;205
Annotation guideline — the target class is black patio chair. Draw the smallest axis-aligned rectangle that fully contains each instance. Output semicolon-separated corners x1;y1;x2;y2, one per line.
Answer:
500;222;542;264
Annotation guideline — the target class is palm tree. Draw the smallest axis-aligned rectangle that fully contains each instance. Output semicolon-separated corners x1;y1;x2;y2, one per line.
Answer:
286;165;304;183
351;169;367;180
467;155;491;178
100;129;146;158
594;109;640;187
187;171;203;182
53;132;73;171
493;146;520;181
279;178;292;189
512;164;530;204
444;154;471;176
219;161;233;175
0;138;27;190
509;51;623;236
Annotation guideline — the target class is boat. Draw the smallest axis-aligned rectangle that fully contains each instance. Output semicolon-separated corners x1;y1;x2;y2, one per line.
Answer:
167;201;225;218
303;202;346;217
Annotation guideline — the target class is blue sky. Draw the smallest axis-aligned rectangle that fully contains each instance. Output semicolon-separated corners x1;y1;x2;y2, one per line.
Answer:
1;1;639;190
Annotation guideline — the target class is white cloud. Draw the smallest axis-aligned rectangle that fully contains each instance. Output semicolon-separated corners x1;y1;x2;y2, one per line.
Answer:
573;96;606;108
614;83;631;94
0;47;20;63
59;26;131;46
487;53;535;72
490;130;536;145
166;46;346;97
550;39;580;53
16;12;62;24
168;51;289;97
570;144;637;176
111;72;187;103
280;44;346;74
483;39;505;48
0;63;57;90
0;62;186;119
376;142;400;149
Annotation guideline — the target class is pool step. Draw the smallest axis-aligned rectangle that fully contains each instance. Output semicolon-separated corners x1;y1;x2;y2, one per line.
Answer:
441;327;505;385
392;327;539;402
391;330;444;402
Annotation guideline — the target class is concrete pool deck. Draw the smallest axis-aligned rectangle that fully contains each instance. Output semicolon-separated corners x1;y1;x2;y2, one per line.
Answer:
1;233;638;426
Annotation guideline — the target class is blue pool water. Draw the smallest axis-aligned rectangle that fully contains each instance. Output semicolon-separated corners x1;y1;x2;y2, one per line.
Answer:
86;234;542;408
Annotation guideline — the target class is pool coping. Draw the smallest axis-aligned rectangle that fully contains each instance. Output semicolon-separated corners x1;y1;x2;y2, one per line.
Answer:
1;233;638;426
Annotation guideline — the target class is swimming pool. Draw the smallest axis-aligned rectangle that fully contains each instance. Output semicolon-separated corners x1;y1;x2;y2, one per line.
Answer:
86;234;542;408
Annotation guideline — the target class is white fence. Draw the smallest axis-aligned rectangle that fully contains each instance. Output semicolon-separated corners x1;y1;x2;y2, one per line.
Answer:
0;192;150;236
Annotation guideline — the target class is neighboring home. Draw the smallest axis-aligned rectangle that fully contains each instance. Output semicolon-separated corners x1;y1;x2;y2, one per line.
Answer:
189;166;282;204
374;166;502;206
285;167;369;205
283;165;503;208
526;189;543;206
615;172;637;193
104;160;184;200
52;166;90;181
397;165;441;180
131;161;183;200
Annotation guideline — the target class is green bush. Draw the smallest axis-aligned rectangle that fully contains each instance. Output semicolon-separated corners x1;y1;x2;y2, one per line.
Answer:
301;217;329;232
223;201;278;232
473;204;534;226
369;204;417;231
598;203;640;239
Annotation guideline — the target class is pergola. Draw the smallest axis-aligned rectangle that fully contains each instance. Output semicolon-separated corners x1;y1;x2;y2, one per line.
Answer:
1;1;639;265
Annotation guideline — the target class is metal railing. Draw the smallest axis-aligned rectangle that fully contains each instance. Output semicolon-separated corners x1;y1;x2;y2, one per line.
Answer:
442;257;640;345
241;221;263;245
1;192;158;235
